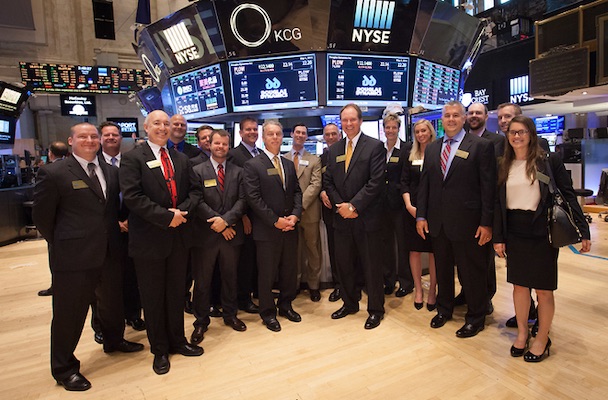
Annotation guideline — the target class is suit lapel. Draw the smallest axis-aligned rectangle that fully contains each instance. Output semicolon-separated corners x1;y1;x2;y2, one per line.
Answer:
67;157;104;200
345;135;366;179
142;143;169;195
262;153;285;192
169;148;183;194
444;134;472;182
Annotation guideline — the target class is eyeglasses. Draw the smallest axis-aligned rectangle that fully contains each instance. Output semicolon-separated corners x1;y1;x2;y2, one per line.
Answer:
507;129;530;137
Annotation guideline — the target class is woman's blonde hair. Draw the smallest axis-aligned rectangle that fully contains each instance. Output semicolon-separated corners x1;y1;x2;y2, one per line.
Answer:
410;119;436;162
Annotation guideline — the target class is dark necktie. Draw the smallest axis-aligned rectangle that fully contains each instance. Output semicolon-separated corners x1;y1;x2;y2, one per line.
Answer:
441;139;452;177
159;148;178;208
87;162;104;199
217;163;225;192
111;156;117;167
252;147;259;156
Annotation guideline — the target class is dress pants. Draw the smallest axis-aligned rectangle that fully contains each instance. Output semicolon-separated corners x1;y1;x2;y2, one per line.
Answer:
381;208;414;291
134;239;188;355
334;220;385;316
432;228;489;327
322;212;339;289
255;232;298;320
191;241;241;327
297;221;322;290
237;235;258;305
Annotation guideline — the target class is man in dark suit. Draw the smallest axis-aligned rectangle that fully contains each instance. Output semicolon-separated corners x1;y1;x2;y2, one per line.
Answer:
189;129;248;344
416;101;496;338
120;110;203;375
33;123;143;392
319;123;342;302
168;114;202;158
243;120;303;332
324;103;386;330
191;125;213;166
228;116;260;314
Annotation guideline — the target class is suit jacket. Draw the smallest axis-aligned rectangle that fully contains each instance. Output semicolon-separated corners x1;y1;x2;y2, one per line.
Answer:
400;148;424;207
320;149;334;226
243;153;302;241
493;152;590;243
180;142;202;158
480;129;506;159
33;156;121;271
384;140;411;211
284;149;322;224
417;132;496;241
190;151;210;166
228;143;254;168
190;159;247;247
119;142;202;259
323;134;386;232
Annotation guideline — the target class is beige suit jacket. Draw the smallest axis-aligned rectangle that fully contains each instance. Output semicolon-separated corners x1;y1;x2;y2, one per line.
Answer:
285;149;322;224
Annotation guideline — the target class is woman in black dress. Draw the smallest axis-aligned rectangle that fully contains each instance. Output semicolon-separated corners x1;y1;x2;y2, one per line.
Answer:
493;116;591;362
401;119;436;310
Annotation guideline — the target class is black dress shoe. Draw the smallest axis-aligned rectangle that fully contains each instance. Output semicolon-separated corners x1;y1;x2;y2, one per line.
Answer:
384;285;395;295
454;292;466;306
364;314;383;329
486;301;494;315
263;317;281;332
57;372;91;391
126;318;146;331
38;287;53;296
414;302;423;310
395;287;413;297
224;316;247;332
524;338;551;363
455;323;484;338
104;339;144;353
209;305;222;318
430;313;451;328
510;336;530;357
184;300;193;315
505;315;518;328
331;306;358;319
278;308;302;322
190;326;205;344
239;300;259;314
427;303;437;312
94;332;103;344
328;288;341;302
153;354;170;375
310;289;321;302
170;343;204;356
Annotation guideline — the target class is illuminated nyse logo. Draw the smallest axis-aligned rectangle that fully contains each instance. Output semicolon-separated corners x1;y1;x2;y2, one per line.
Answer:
352;0;395;44
356;75;382;96
230;3;301;48
260;77;288;99
162;22;202;65
510;75;534;104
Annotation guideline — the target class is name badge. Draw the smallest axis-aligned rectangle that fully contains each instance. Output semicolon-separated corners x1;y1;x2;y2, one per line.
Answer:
412;159;423;166
299;159;309;167
536;171;550;185
389;156;399;163
267;168;279;176
204;179;217;188
321;166;327;174
455;149;469;159
336;155;346;163
147;159;161;169
72;180;89;189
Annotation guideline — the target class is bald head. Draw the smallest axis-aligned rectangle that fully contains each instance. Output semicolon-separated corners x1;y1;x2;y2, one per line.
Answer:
144;110;171;146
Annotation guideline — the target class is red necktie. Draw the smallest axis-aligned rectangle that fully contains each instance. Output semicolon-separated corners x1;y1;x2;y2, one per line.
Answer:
159;148;178;208
441;139;452;177
217;163;225;192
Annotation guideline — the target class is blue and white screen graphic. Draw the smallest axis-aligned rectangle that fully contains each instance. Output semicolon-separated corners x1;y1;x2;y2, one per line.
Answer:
327;53;409;106
228;54;318;112
353;0;396;29
169;63;227;119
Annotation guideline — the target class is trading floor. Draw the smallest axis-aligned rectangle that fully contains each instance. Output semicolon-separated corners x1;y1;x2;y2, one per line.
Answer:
1;217;607;399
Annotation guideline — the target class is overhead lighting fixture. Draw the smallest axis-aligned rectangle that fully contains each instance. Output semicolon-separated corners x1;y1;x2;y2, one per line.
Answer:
582;91;588;95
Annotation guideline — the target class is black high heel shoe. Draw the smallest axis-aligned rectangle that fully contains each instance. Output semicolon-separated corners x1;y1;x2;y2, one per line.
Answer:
414;301;423;310
510;335;530;357
426;303;436;312
524;337;551;362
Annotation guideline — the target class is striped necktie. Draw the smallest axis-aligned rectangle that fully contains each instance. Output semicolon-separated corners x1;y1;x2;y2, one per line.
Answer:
217;163;225;192
441;139;452;177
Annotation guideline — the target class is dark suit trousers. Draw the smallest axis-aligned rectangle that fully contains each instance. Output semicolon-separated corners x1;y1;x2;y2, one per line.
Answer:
323;214;339;287
433;228;489;327
191;241;241;327
255;232;298;320
381;208;413;291
237;234;258;305
134;240;188;355
334;220;385;316
51;267;102;381
122;252;142;321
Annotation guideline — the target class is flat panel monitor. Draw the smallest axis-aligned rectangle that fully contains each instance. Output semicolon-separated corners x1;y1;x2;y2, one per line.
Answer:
320;115;342;130
60;94;97;117
534;115;564;135
0;82;31;117
136;87;164;115
412;59;460;110
0;115;17;145
233;122;265;150
169;63;228;119
229;53;318;113
327;53;409;107
361;120;379;139
107;117;139;137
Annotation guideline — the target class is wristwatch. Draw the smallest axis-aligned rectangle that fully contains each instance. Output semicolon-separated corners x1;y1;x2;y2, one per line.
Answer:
348;204;355;212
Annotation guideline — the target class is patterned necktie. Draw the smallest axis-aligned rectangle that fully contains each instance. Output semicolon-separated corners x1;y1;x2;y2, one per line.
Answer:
159;148;178;208
441;139;452;177
87;162;105;199
345;139;353;172
252;147;259;156
273;155;284;186
293;151;299;174
111;156;117;167
217;163;225;192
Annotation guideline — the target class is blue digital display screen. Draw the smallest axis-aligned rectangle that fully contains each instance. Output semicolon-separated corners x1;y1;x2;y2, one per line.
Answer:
327;53;409;107
169;63;228;119
412;59;460;110
228;53;318;113
535;116;564;134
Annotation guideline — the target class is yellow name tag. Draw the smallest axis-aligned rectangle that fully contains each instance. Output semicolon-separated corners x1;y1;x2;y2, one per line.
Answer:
389;156;399;163
455;149;469;159
204;179;217;187
336;155;346;163
536;171;550;185
267;168;279;176
72;180;89;189
412;159;423;166
321;166;327;174
147;159;161;169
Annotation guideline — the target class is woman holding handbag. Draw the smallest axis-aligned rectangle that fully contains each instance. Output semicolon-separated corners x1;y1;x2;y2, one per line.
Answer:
493;116;591;362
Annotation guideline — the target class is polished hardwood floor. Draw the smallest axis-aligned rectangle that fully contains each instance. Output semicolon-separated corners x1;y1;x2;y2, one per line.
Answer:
1;217;607;399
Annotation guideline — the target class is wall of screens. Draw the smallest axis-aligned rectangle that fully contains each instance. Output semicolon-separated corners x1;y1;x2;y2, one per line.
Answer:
228;53;318;113
169;63;228;119
327;53;409;107
411;59;460;110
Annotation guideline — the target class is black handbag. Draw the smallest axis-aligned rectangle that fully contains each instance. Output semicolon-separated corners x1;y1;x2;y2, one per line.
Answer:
544;158;582;248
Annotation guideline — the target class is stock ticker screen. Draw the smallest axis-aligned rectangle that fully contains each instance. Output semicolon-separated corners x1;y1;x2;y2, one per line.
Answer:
411;59;461;110
169;63;228;119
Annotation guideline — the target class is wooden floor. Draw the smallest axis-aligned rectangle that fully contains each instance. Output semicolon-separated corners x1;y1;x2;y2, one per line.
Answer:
1;216;608;399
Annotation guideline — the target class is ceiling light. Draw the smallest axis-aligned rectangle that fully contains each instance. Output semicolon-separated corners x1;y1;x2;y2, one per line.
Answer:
582;91;588;95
